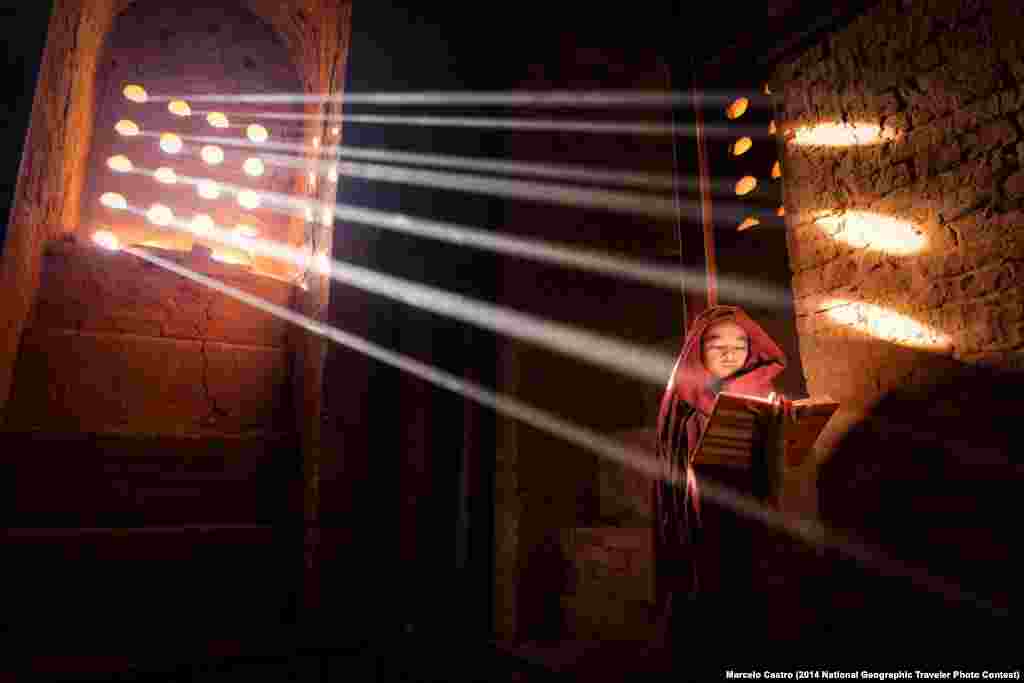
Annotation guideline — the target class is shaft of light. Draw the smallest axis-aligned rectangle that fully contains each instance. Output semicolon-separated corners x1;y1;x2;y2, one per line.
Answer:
137;131;685;191
273;155;685;220
124;206;676;385
213;112;767;139
333;144;685;192
118;244;1011;618
140;129;738;196
150;90;768;108
124;162;792;307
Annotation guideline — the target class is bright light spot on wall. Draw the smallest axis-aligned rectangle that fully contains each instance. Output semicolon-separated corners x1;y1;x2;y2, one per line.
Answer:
825;299;949;349
207;111;230;128
92;230;121;251
243;157;265;176
814;211;927;255
191;213;214;236
327;165;338;182
154;167;177;184
211;250;251;266
123;85;147;103
99;192;127;210
160;133;183;154
312;136;320;149
331;126;340;136
234;224;259;238
201;145;225;165
247;124;268;143
313;252;331;275
321;207;333;226
237;189;261;209
197;179;221;200
233;224;258;249
731;137;752;156
107;155;133;173
771;160;782;178
168;100;192;117
763;82;772;95
115;119;140;136
735;176;757;196
726;97;749;120
147;204;174;226
305;205;314;221
308;170;317;189
769;120;777;135
738;217;760;231
790;122;897;147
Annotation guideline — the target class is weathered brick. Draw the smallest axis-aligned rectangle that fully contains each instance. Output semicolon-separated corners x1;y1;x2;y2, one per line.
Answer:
1004;170;1024;198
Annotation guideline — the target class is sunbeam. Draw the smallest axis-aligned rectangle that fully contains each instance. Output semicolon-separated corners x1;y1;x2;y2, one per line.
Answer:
121;204;677;385
150;90;769;108
112;244;1010;619
187;110;769;138
115;164;794;307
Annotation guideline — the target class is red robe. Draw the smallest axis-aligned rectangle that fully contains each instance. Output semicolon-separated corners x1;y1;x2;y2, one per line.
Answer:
653;305;786;615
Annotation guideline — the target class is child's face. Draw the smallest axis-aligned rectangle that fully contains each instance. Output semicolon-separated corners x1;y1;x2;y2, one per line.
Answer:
701;321;749;379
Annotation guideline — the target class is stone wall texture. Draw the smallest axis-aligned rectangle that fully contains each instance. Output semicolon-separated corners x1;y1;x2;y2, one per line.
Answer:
773;0;1024;454
4;239;294;438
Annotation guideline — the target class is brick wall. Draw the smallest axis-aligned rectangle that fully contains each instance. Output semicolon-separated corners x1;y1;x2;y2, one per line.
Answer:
773;0;1024;454
5;239;294;437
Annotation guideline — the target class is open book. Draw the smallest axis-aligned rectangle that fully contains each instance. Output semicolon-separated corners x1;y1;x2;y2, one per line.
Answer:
692;392;839;469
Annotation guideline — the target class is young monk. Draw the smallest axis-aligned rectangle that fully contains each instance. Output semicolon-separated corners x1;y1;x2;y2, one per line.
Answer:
652;305;787;650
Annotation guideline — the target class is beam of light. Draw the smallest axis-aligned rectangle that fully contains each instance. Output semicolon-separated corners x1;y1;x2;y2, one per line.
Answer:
143;131;743;195
186;109;771;140
152;90;770;108
265;155;682;220
789;121;900;147
118;244;1011;619
92;230;121;251
160;133;183;154
99;192;127;210
209;111;770;138
123;84;147;103
123;163;791;307
825;299;950;349
107;155;133;173
120;204;676;386
207;111;230;128
814;211;926;255
330;144;683;192
115;119;140;136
